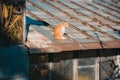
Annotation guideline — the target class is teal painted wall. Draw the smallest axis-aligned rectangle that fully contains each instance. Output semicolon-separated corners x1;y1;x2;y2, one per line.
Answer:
0;45;29;80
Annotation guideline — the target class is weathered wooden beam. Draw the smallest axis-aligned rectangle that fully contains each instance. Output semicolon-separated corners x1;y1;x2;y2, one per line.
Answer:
70;1;119;24
28;48;120;63
102;0;120;9
73;59;78;80
94;0;120;14
27;0;97;41
86;2;120;20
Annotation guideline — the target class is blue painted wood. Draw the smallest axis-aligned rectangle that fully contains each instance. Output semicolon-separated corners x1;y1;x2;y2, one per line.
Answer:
0;46;29;80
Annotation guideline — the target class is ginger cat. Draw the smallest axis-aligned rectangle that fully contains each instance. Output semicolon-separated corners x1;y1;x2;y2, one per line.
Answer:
54;22;69;40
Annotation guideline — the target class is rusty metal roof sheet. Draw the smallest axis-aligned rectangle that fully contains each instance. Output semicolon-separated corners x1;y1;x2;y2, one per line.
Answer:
26;0;120;54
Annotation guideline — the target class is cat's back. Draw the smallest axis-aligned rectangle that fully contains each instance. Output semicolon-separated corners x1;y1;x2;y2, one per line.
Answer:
54;24;63;37
54;24;62;32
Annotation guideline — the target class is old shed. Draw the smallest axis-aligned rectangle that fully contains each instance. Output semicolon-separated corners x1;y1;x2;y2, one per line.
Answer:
26;0;120;54
26;0;120;80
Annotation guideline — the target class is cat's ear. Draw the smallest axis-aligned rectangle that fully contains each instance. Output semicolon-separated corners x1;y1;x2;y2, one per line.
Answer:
63;22;69;28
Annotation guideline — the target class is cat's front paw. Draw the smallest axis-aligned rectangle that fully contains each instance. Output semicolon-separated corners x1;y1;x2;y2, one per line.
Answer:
55;36;67;40
61;37;66;39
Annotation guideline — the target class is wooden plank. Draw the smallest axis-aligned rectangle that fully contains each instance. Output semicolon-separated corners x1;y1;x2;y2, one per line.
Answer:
26;5;91;42
103;41;120;48
57;1;119;33
27;0;97;42
102;0;120;9
46;1;119;41
27;11;60;26
86;2;120;19
26;0;120;53
72;1;120;22
30;25;54;41
82;41;120;49
26;26;63;53
47;1;91;22
75;25;94;31
26;2;39;11
26;41;62;54
82;42;103;50
70;1;119;24
27;27;51;48
69;1;120;40
26;3;61;25
27;41;85;53
25;19;85;53
26;2;87;50
67;33;95;43
51;42;85;52
87;2;120;17
94;0;120;13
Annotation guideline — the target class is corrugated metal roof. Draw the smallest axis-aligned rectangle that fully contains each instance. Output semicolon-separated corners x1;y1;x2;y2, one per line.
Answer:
26;0;120;53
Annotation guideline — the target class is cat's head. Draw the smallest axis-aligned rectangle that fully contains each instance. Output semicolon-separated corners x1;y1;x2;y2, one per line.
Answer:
62;22;69;28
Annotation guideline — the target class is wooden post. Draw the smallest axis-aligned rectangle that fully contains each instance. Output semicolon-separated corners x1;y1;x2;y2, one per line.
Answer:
73;59;78;80
49;63;54;71
22;0;26;44
48;63;54;80
0;1;2;46
95;57;100;80
117;55;120;67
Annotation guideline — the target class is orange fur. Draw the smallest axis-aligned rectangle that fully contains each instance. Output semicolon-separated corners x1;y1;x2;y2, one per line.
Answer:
54;22;69;40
